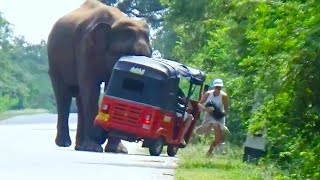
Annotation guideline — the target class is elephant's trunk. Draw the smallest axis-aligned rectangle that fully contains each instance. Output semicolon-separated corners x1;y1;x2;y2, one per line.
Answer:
134;40;152;57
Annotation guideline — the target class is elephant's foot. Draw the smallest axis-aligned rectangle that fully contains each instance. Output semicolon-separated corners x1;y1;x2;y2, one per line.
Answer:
55;133;71;147
75;139;103;152
104;137;128;154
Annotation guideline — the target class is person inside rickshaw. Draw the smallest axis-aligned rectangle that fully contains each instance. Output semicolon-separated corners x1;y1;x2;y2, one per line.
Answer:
176;87;194;146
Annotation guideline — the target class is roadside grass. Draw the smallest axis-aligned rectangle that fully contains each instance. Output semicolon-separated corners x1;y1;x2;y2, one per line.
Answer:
175;143;278;180
0;109;49;121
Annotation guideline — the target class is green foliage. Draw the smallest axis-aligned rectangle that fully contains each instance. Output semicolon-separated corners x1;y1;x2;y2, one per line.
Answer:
0;13;55;112
0;94;18;113
176;144;277;180
155;0;320;178
244;1;320;179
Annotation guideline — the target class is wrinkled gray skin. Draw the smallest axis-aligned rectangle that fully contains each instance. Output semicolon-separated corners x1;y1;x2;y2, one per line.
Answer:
47;0;152;153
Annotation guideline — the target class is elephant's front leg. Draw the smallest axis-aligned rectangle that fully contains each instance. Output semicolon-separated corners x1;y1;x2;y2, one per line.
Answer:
75;80;103;152
49;74;72;147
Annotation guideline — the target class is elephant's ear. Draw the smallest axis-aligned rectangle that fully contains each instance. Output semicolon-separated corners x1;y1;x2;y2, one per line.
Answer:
88;23;112;54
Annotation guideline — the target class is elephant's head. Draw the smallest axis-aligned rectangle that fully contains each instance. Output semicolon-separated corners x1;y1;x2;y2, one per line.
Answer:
110;19;152;57
88;18;152;59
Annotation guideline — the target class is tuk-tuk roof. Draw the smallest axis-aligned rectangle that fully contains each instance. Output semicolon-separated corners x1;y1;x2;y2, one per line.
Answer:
117;56;206;84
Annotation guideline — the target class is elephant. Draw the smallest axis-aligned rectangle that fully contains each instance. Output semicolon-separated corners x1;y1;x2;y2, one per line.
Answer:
47;0;152;153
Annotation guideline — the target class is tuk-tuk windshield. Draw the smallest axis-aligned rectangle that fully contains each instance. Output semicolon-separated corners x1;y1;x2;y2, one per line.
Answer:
178;78;202;101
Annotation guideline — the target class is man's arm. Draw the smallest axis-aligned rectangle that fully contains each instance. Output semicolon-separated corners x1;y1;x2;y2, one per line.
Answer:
187;99;193;112
222;93;228;114
199;92;209;105
198;92;209;111
181;96;193;112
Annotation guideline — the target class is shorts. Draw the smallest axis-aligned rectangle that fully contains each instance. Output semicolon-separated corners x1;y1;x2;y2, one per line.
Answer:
204;112;225;126
195;118;228;135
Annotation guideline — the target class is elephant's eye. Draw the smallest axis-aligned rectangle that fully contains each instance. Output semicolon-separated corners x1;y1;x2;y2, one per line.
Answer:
117;29;135;41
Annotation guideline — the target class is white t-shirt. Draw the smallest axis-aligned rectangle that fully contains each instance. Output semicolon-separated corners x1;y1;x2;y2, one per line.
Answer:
203;90;226;125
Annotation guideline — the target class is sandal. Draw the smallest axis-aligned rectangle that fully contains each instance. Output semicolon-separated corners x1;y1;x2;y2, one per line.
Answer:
180;139;187;147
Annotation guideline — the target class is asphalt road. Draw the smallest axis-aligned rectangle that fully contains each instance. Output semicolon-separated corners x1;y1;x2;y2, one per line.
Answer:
0;113;178;180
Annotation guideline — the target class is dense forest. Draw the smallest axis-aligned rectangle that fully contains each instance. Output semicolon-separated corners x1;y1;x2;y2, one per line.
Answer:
1;0;319;179
0;13;54;112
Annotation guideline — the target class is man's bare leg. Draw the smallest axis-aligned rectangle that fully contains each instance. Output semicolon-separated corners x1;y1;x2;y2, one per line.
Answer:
181;114;193;144
207;123;223;156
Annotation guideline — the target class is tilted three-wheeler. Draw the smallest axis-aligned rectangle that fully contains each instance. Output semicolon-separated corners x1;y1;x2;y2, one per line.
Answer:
95;56;205;156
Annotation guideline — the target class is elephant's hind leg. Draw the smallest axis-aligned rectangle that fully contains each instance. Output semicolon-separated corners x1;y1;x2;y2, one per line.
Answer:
105;138;128;154
50;74;73;147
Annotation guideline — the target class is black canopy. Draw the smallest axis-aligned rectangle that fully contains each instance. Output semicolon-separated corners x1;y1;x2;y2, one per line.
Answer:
116;56;206;85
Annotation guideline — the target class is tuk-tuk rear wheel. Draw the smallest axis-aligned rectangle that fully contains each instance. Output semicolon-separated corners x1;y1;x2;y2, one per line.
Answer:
167;145;179;157
149;137;164;156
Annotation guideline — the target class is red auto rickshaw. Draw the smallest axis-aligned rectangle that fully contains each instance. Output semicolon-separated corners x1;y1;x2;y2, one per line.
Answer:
95;56;206;156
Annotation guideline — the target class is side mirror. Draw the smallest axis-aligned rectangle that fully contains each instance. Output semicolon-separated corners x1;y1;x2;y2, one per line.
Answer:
203;84;210;92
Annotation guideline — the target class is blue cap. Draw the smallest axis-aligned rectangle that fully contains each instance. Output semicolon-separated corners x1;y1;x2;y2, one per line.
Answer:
210;78;223;87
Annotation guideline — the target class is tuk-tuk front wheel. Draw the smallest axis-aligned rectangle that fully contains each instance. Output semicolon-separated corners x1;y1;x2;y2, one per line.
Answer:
149;137;164;156
167;145;179;157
